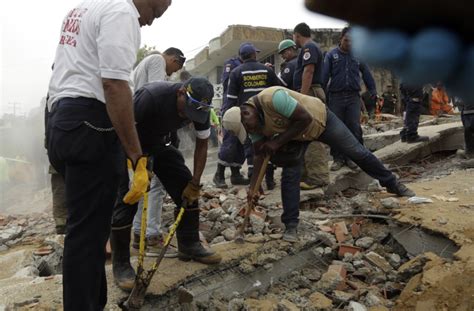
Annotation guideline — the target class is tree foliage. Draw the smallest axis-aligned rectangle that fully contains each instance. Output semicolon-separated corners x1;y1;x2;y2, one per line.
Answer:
134;44;156;68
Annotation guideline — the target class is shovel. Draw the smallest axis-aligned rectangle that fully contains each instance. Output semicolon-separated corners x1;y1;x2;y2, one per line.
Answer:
234;155;270;244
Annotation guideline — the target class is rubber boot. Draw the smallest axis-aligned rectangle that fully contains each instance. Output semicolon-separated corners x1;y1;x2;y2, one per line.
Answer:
176;206;222;264
230;166;250;185
213;164;228;188
110;227;136;292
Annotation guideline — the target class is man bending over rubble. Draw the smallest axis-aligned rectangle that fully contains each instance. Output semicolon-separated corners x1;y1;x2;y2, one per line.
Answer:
111;77;222;291
222;86;415;242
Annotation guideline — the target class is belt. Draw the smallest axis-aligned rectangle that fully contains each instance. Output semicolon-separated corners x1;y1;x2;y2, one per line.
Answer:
410;98;421;102
463;109;474;115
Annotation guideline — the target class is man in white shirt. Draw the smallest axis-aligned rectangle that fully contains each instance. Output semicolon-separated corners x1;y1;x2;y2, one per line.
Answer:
45;0;171;309
129;48;185;259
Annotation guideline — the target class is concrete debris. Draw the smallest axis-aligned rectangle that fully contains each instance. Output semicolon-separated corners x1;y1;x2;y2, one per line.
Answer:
355;237;375;249
407;196;433;204
308;291;333;309
364;252;393;273
349;301;368;311
380;197;400;209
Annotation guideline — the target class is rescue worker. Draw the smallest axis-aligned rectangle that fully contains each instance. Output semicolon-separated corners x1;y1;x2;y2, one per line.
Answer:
293;22;330;190
323;26;377;171
111;77;222;291
361;88;377;119
222;86;416;241
227;42;281;189
461;98;474;167
45;0;171;309
431;82;453;116
49;165;67;234
399;83;429;143
130;47;186;258
215;43;280;189
277;39;298;90
381;85;399;115
213;56;245;188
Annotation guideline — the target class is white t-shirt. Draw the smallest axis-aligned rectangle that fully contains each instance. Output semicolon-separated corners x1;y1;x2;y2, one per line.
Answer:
131;54;168;91
47;0;141;108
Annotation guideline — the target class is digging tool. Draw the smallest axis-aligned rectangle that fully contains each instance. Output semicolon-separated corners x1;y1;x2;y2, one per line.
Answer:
234;155;270;244
121;200;187;310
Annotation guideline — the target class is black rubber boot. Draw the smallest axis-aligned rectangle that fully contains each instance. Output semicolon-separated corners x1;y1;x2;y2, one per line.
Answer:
230;166;250;185
110;227;136;292
176;206;222;264
265;164;276;190
213;164;228;188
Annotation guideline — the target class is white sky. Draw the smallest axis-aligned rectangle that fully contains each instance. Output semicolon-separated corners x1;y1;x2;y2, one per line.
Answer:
0;0;345;117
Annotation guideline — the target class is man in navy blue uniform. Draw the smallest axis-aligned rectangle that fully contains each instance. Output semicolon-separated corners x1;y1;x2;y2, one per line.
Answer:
111;77;222;290
215;43;280;189
277;39;298;90
293;22;330;191
399;83;429;143
323;26;377;171
213;56;247;188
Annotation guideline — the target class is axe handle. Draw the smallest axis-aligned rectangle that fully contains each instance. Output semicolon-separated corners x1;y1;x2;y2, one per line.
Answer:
238;155;270;236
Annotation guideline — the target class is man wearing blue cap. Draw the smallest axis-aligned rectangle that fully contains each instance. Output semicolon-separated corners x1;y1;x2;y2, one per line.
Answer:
213;56;243;188
221;42;281;189
111;77;222;291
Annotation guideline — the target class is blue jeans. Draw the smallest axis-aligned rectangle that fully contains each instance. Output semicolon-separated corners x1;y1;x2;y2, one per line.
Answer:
328;92;363;163
280;110;397;226
133;175;166;238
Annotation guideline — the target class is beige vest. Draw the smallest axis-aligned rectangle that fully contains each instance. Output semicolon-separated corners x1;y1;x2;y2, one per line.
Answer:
248;86;327;141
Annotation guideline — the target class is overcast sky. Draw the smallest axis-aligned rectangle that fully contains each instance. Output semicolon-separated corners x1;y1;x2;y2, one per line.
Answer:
0;0;345;117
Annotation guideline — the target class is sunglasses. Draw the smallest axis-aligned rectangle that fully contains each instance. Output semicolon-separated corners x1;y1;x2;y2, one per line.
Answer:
186;91;213;112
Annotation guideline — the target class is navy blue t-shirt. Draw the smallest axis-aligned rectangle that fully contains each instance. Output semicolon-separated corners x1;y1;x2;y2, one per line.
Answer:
134;81;210;150
279;58;297;90
293;41;324;91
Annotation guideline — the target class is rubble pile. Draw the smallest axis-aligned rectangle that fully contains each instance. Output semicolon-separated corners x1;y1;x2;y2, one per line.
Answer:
165;184;421;310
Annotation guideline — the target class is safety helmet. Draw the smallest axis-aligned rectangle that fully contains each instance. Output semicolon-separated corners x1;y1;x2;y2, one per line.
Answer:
278;39;296;54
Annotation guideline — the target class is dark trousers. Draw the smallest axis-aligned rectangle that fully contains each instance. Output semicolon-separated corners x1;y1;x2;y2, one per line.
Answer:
401;99;422;139
462;113;474;156
112;144;199;245
280;110;397;226
218;128;246;167
328;92;363;163
47;98;122;311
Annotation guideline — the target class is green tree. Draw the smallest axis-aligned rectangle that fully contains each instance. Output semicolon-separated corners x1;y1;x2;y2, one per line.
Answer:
134;44;156;68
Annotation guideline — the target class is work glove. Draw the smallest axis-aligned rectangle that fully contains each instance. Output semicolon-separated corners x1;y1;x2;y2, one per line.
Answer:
123;156;151;205
182;181;201;204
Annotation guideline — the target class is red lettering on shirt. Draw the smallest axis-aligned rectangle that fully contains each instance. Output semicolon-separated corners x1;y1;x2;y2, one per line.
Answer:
59;8;87;47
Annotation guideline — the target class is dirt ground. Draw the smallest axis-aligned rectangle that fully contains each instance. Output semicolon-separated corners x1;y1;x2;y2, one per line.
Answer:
393;169;474;311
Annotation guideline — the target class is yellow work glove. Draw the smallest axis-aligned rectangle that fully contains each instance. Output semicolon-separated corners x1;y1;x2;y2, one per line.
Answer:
182;181;201;204
123;156;150;204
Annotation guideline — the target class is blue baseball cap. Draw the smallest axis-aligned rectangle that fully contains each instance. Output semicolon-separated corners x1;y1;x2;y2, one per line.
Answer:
239;42;261;57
